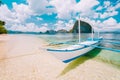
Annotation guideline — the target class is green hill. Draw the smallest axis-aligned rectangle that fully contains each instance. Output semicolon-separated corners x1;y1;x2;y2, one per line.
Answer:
69;20;92;33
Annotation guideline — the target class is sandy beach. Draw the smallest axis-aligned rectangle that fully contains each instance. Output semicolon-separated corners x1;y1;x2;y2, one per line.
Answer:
0;34;120;80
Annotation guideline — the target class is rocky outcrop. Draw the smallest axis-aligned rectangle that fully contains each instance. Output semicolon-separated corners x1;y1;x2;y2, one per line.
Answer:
69;20;92;33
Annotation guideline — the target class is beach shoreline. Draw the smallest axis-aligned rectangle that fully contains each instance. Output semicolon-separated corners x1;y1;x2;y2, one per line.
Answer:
0;34;120;80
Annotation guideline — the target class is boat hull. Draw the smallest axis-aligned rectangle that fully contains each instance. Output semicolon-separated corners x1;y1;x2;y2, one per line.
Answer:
47;41;100;63
53;46;95;63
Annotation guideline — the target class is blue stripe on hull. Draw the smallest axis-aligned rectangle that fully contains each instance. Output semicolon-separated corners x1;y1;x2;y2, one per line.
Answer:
63;53;86;63
47;46;87;52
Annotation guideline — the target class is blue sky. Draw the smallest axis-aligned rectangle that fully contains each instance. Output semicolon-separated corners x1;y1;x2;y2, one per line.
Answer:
0;0;120;32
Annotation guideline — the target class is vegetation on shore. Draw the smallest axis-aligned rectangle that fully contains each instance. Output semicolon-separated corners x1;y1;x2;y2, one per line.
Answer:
0;20;7;34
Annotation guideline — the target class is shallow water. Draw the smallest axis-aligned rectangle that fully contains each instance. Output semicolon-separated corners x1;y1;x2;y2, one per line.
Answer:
38;33;120;67
1;34;119;80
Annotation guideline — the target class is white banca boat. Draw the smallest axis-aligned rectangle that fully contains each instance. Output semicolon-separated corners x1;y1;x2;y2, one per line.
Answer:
47;16;102;63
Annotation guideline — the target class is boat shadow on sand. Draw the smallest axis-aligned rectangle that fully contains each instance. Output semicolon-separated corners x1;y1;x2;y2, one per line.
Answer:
59;48;102;76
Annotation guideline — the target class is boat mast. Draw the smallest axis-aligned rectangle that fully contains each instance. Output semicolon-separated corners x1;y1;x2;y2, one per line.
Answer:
98;29;100;38
91;27;94;41
78;14;81;43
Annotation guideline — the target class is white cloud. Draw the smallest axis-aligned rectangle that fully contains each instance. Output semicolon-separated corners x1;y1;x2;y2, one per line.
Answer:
37;23;49;32
12;3;33;23
50;0;76;19
100;11;118;19
42;23;48;27
9;23;37;32
98;27;120;32
106;6;115;12
96;6;103;11
50;0;99;19
55;20;74;31
27;0;55;15
25;23;38;32
74;0;99;18
74;0;99;13
104;1;120;10
76;17;115;32
0;3;41;32
0;0;120;33
103;17;117;26
55;20;65;31
0;3;33;24
106;3;120;12
104;1;111;8
80;17;120;32
0;5;15;24
36;17;43;21
99;1;120;19
0;1;51;32
114;3;120;10
93;12;100;18
39;26;49;32
8;22;49;32
9;24;26;32
65;20;74;31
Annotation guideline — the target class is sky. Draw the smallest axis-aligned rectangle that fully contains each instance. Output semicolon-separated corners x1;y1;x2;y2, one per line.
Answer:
0;0;120;32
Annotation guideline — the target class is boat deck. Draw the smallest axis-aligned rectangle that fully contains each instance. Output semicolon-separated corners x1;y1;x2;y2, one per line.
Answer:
47;41;99;52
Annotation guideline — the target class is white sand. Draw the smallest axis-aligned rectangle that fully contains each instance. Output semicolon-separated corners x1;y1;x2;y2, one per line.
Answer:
0;34;120;80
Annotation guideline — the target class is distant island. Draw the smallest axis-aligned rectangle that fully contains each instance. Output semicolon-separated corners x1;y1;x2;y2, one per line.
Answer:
6;20;120;34
8;29;69;34
8;20;93;34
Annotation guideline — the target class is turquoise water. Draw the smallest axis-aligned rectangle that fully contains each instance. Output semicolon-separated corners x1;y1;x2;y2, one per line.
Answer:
38;33;120;67
39;33;120;49
39;33;91;44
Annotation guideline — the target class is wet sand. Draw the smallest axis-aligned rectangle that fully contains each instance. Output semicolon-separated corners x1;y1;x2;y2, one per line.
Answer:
0;34;120;80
